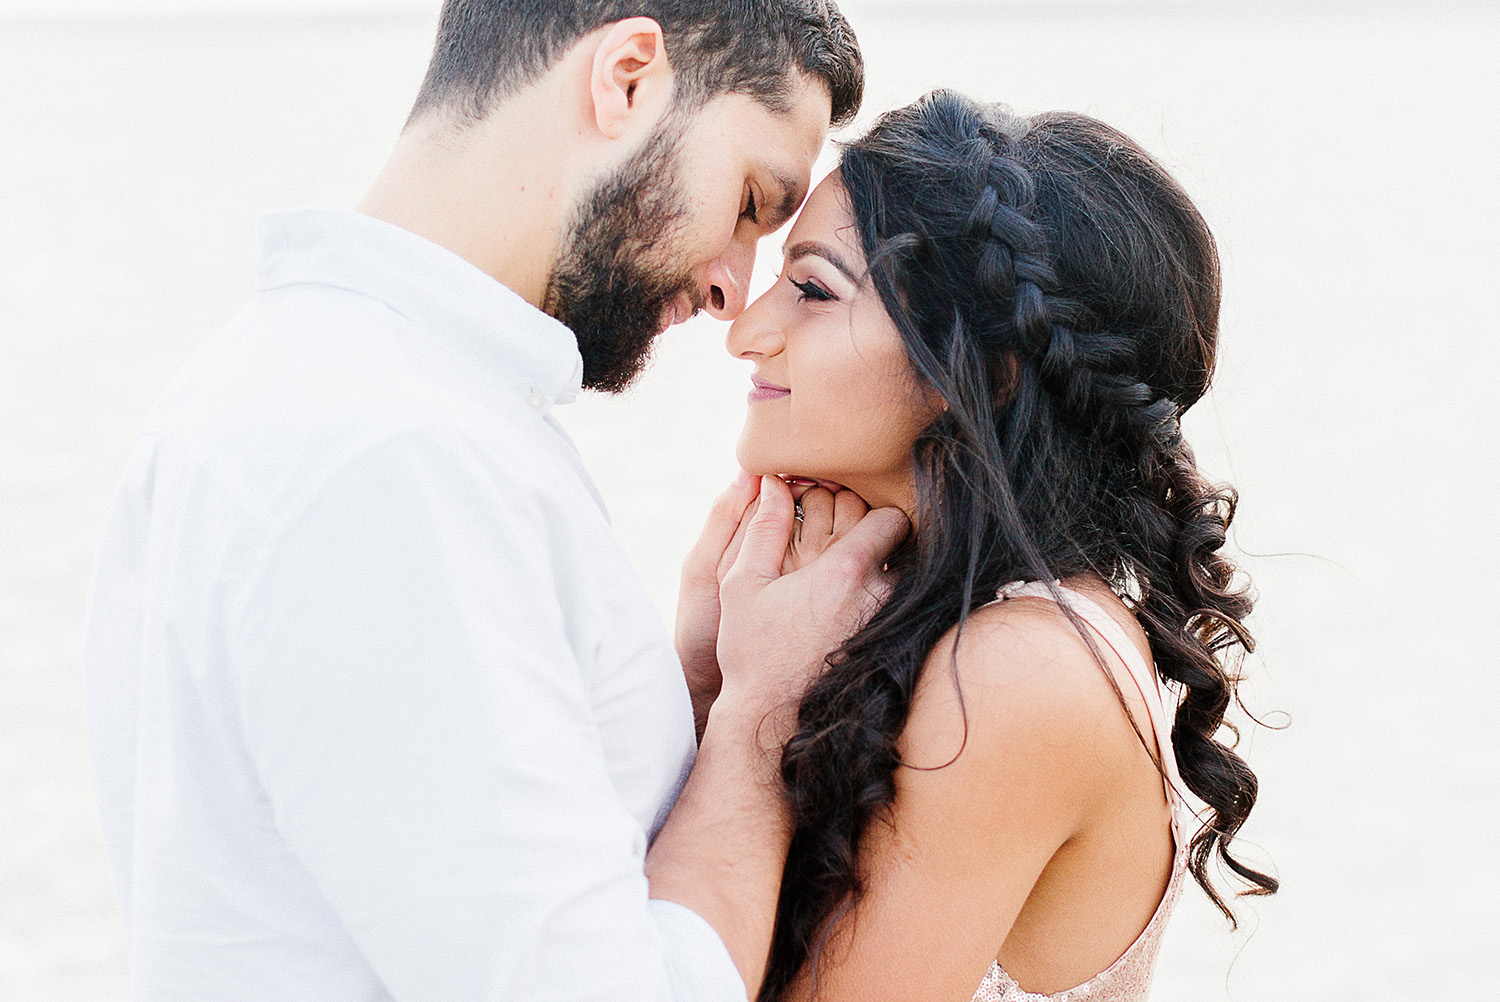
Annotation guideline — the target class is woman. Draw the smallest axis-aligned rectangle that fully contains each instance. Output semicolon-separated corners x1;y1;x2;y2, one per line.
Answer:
696;90;1277;1001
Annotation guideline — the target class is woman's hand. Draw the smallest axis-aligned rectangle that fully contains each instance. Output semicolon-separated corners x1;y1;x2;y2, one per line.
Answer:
712;476;909;747
784;482;875;574
676;474;900;739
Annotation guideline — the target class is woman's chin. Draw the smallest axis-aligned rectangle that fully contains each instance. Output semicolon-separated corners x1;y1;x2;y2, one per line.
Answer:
734;442;875;500
737;454;829;489
733;441;782;480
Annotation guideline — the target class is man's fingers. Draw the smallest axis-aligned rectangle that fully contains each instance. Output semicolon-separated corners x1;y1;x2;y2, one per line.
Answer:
725;476;797;586
829;506;911;573
866;568;899;611
716;498;758;583
850;567;900;630
684;470;759;582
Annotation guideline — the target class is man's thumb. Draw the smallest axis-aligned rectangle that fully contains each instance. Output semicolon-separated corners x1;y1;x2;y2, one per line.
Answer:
835;506;911;572
726;476;796;585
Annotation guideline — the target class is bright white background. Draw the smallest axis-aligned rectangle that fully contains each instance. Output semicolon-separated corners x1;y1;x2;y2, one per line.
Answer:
1;0;1451;16
0;0;423;13
2;1;1497;999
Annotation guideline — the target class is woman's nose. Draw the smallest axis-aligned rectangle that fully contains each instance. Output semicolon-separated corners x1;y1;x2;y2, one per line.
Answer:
725;287;785;359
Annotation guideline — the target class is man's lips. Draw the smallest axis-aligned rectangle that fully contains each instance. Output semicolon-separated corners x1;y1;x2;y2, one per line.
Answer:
661;293;700;332
749;374;790;403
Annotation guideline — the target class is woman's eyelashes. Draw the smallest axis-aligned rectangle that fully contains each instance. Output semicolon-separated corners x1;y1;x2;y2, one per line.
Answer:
788;274;836;303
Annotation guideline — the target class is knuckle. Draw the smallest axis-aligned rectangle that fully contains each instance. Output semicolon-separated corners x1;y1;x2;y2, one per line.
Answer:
710;487;743;518
718;566;748;597
835;487;866;508
749;497;781;524
820;549;861;584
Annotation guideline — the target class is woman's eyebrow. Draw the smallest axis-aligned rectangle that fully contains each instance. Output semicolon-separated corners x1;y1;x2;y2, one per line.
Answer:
785;241;861;283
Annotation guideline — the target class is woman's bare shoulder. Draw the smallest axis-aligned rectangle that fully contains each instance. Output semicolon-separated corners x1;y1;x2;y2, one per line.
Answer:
899;587;1152;796
807;588;1166;1002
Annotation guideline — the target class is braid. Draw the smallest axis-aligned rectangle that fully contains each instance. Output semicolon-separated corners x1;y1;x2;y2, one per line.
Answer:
965;133;1060;354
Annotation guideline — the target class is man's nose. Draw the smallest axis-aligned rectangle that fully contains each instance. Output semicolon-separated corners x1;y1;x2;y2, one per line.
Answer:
703;230;757;321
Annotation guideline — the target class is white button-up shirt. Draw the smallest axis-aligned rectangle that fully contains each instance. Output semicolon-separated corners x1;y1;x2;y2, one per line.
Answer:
82;209;746;1002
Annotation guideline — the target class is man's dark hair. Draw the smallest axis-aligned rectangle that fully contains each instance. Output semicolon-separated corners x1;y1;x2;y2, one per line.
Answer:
409;0;863;128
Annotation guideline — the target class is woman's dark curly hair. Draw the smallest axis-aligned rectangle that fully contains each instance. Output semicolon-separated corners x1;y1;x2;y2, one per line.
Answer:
759;90;1277;1000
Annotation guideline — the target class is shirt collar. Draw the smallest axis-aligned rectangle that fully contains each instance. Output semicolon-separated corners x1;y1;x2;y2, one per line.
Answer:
255;208;583;411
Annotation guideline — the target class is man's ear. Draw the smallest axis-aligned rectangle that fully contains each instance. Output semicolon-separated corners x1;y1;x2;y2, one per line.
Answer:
589;17;674;140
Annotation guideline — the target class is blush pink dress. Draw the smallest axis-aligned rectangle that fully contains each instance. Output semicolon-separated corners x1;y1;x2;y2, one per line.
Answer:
971;582;1191;1002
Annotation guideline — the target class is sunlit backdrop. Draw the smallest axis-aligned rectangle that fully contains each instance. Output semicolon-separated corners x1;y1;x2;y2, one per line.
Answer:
2;2;1496;999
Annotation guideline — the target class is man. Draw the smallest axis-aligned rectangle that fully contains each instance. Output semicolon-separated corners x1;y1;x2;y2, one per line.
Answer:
82;2;905;1000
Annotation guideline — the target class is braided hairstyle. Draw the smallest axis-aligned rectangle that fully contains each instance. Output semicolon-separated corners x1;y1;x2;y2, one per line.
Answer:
760;90;1277;1000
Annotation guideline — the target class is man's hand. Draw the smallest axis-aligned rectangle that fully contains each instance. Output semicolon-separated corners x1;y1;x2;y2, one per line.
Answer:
650;476;908;995
675;471;760;740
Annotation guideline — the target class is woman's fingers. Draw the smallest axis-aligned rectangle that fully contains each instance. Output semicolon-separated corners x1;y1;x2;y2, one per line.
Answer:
718;478;904;599
784;486;836;574
711;479;855;582
786;480;818;503
797;487;836;540
723;476;798;589
831;488;869;540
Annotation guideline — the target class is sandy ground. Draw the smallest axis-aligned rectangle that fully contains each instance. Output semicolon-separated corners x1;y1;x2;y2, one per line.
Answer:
2;3;1497;999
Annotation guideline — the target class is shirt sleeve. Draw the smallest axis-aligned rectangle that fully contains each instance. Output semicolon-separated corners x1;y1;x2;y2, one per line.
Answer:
227;429;747;1002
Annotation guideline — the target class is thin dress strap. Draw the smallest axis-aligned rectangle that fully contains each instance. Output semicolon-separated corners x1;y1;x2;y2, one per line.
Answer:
994;581;1188;841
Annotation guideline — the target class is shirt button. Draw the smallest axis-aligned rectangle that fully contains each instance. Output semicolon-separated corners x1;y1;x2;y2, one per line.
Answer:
525;390;547;412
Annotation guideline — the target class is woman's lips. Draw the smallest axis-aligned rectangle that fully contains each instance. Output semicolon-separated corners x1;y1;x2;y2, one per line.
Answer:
749;374;790;403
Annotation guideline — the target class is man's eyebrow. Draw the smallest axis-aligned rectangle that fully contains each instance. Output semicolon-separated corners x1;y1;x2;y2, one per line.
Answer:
763;168;806;228
785;240;861;284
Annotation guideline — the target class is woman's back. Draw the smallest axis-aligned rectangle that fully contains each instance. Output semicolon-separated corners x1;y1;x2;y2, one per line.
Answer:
973;582;1190;1002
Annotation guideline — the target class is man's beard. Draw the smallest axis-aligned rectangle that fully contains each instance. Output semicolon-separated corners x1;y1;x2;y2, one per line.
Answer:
544;117;703;394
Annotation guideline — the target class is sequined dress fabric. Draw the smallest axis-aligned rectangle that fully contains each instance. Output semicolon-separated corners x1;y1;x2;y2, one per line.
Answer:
970;582;1191;1002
